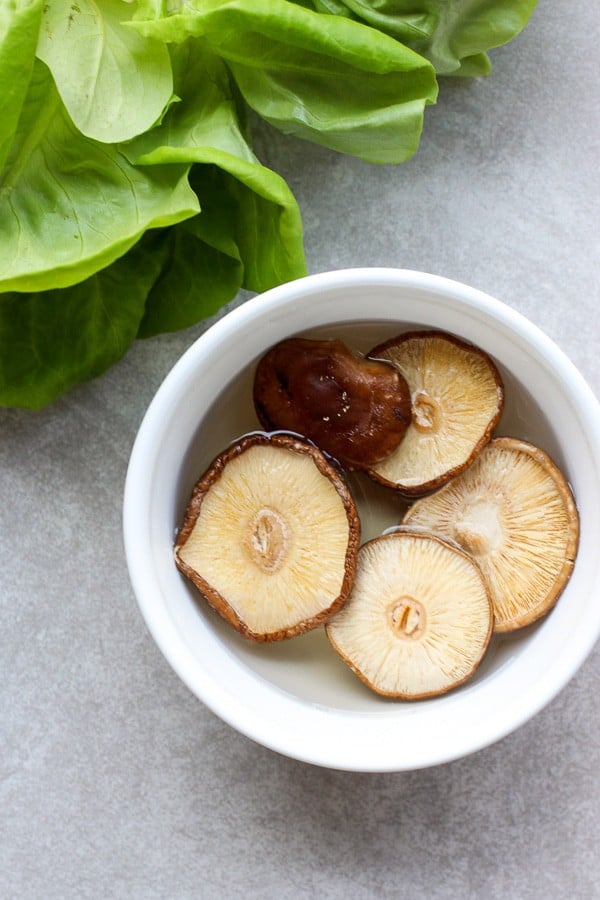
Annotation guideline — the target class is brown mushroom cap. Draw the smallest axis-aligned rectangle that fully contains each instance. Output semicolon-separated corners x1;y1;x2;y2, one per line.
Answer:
175;433;360;642
402;437;579;632
253;337;411;470
326;530;493;699
366;331;504;494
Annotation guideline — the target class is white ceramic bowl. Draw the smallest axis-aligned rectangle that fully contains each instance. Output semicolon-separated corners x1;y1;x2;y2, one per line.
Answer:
123;268;600;771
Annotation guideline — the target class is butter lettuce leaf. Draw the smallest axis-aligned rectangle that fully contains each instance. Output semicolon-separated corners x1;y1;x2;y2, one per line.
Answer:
36;0;173;142
0;233;168;408
0;0;43;170
0;42;306;404
132;0;438;164
127;43;306;334
299;0;539;75
137;208;243;338
0;59;198;293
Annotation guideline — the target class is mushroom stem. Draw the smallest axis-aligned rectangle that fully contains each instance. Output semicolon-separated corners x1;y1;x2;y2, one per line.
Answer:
453;499;503;556
387;597;426;640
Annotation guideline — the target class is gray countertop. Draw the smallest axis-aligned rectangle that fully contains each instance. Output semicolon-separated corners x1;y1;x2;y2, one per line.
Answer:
2;3;599;898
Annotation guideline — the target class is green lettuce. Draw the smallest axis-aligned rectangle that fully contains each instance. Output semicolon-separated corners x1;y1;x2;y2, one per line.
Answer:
0;59;198;293
0;0;43;171
297;0;539;76
137;211;243;340
0;41;306;405
36;0;173;143
0;233;168;409
128;44;307;335
0;0;539;408
132;0;439;164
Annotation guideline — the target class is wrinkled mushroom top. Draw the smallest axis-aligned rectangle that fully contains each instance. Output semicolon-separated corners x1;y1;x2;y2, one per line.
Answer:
253;337;411;469
367;330;504;493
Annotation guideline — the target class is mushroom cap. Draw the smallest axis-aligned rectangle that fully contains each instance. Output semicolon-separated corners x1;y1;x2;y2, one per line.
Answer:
402;437;579;631
253;337;411;470
366;331;504;494
326;530;493;699
175;433;360;641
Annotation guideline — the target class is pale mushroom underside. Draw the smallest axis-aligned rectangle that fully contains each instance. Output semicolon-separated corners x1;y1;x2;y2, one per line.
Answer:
177;442;357;637
369;333;503;491
403;438;579;631
326;532;492;698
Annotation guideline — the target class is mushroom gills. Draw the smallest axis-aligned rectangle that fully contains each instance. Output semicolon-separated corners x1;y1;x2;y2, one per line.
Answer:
326;531;493;699
175;433;360;641
402;437;579;631
366;331;504;494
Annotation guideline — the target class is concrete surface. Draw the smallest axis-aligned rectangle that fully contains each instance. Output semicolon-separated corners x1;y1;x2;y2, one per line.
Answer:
2;2;599;898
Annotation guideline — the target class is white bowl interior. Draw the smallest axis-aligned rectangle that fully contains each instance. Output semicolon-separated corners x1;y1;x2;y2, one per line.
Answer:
124;269;600;771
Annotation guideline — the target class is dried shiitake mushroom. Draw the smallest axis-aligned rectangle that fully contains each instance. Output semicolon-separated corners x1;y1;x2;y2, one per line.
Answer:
253;337;411;470
326;530;493;699
402;437;579;632
175;433;360;642
366;331;504;494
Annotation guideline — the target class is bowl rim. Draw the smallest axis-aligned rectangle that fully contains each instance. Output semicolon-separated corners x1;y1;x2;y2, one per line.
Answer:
123;267;600;771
